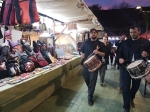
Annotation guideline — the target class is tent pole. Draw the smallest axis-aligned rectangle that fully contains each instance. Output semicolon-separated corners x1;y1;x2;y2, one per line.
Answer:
146;21;148;39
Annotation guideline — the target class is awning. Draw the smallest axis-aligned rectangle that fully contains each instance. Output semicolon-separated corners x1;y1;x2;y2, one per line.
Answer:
36;0;103;30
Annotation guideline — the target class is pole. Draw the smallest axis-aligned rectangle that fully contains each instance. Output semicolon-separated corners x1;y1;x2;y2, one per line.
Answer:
146;20;148;39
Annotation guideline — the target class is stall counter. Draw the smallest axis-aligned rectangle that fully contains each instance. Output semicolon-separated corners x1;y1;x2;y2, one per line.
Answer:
0;56;82;112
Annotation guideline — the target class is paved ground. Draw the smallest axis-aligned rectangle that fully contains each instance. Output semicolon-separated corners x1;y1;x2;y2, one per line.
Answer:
31;65;150;112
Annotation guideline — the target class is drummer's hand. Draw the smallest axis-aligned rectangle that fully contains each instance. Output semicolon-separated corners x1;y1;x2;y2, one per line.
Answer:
119;58;125;64
81;53;85;59
93;50;99;54
141;51;149;58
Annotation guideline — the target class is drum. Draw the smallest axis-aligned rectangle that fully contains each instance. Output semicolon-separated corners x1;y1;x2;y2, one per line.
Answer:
84;54;102;72
145;60;150;83
126;60;149;79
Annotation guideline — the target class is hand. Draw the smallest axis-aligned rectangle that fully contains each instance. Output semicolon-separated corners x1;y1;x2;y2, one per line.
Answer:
141;51;149;58
119;40;122;43
119;58;125;64
93;50;99;54
81;53;85;59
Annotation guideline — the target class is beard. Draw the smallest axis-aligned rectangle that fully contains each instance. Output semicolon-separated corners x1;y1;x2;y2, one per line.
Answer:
91;36;97;40
131;36;138;40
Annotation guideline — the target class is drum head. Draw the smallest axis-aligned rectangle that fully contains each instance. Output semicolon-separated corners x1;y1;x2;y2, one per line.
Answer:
127;60;143;69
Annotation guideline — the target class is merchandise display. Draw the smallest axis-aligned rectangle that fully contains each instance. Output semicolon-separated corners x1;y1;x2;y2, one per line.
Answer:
0;56;76;87
0;1;80;87
55;44;77;60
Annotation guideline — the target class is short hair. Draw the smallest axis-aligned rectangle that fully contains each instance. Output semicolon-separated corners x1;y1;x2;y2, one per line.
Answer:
130;25;141;31
90;28;98;34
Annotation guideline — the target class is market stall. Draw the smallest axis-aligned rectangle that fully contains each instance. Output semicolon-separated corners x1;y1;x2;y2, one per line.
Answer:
0;56;82;112
0;0;103;111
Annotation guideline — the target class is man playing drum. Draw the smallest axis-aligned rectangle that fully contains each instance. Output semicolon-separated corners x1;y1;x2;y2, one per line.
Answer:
80;28;106;106
118;26;150;112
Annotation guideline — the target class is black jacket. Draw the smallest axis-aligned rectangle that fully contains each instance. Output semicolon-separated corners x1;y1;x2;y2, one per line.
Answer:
118;37;150;66
80;39;106;64
115;40;125;54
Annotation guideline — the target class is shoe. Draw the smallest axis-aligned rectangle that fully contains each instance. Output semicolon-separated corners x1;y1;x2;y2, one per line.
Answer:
119;87;123;92
130;100;135;107
100;83;104;86
124;109;130;112
88;100;94;106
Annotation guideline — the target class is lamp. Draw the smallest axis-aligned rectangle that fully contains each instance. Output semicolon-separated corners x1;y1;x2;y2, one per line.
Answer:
136;6;142;10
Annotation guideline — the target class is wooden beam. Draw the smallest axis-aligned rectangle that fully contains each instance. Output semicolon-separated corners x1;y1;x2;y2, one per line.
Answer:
54;25;67;41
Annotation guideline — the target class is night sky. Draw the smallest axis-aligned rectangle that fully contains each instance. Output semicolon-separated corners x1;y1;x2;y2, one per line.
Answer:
84;0;150;10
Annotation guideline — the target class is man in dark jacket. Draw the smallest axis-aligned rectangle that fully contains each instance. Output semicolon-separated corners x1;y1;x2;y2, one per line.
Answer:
118;26;150;112
115;34;126;91
80;28;105;106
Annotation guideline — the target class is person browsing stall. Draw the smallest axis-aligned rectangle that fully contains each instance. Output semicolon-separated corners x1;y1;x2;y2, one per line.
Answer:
80;28;105;106
118;26;150;112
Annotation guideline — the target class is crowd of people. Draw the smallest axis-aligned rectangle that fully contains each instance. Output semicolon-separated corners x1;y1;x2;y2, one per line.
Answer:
80;26;150;112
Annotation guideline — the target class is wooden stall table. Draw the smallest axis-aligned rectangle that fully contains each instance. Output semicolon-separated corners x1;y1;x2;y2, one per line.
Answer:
0;56;82;112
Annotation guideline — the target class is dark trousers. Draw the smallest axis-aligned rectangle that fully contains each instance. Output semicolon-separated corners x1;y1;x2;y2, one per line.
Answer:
122;66;141;110
99;64;107;83
82;66;98;101
119;65;123;88
110;57;113;64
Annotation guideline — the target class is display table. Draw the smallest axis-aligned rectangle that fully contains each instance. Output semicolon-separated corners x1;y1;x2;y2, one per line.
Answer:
0;56;82;112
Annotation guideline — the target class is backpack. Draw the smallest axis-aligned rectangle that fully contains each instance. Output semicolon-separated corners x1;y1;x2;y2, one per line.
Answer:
18;0;31;24
3;0;14;25
31;0;40;22
35;51;49;67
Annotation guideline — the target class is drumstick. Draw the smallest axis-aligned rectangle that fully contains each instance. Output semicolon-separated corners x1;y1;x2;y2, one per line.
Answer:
96;45;100;51
86;46;100;59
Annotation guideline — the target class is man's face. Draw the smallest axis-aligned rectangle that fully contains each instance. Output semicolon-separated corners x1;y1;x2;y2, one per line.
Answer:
90;30;98;40
130;28;140;40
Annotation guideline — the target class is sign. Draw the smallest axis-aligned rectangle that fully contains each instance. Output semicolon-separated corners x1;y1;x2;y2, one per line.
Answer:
11;30;22;43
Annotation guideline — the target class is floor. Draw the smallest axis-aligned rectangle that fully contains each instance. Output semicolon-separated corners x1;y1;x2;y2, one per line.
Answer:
31;65;150;112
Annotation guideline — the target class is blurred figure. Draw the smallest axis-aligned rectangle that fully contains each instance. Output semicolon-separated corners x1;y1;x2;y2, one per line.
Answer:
83;31;90;41
110;48;115;65
115;34;126;68
79;31;90;55
99;36;111;86
115;34;126;91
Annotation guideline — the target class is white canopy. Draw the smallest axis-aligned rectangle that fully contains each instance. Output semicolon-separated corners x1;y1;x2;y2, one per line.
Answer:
36;0;103;31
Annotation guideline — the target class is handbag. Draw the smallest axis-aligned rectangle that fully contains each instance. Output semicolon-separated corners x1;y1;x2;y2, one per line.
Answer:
3;0;14;25
31;0;40;22
18;0;31;24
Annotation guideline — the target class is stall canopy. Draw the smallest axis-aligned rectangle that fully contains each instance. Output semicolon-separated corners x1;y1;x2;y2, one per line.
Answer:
140;30;150;39
36;0;103;31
